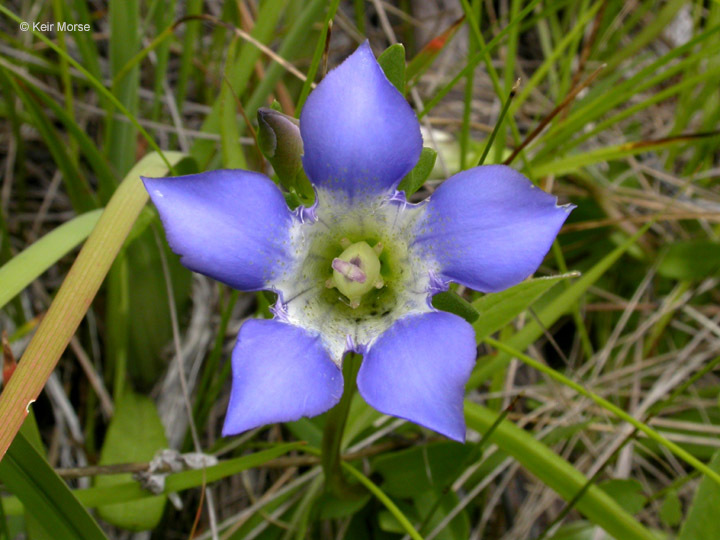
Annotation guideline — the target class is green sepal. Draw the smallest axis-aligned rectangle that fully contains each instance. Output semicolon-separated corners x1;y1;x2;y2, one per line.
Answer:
398;147;437;195
432;290;479;323
378;43;406;94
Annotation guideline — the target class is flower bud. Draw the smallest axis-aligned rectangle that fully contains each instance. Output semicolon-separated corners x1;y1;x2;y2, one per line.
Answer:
257;107;304;192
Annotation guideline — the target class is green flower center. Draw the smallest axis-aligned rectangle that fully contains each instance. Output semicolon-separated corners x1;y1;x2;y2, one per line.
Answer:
274;190;434;364
328;240;384;308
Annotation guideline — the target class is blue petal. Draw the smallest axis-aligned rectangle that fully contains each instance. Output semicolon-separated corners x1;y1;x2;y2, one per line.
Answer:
143;170;295;291
414;165;574;292
357;312;476;442
300;41;422;202
222;319;343;435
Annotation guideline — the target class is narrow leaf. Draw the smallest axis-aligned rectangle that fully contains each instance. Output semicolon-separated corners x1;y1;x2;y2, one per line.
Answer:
465;403;655;540
406;16;464;84
0;431;107;539
468;223;652;388
472;273;577;342
0;210;102;310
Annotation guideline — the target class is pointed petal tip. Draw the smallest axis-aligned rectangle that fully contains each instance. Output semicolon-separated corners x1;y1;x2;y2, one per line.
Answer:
561;201;577;213
220;417;244;438
300;42;422;201
444;424;467;443
415;165;574;293
357;312;475;442
141;170;297;292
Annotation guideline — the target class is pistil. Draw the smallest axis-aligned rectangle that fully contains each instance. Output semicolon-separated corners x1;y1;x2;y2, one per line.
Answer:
327;240;384;308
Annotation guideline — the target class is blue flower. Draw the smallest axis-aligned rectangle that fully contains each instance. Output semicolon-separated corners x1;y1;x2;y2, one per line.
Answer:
143;42;573;442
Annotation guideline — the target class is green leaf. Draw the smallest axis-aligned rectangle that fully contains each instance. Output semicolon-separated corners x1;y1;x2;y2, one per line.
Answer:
378;503;416;534
658;240;720;280
378;43;406;94
379;490;470;540
316;491;371;519
0;209;103;310
95;393;168;530
599;479;646;515
2;443;305;516
339;459;423;540
432;290;480;323
373;442;473;498
532;137;706;177
124;227;192;390
678;451;720;540
472;273;577;342
398;147;437;195
0;431;107;539
107;0;140;177
416;489;469;540
659;491;682;528
285;418;323;447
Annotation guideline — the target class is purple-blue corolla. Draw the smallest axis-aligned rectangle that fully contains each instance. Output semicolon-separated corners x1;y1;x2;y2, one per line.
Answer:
143;43;573;442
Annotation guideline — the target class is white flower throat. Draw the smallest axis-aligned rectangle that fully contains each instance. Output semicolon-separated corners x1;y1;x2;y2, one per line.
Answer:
271;189;436;366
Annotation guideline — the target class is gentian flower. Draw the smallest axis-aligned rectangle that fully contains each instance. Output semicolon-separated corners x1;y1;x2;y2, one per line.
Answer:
143;43;573;442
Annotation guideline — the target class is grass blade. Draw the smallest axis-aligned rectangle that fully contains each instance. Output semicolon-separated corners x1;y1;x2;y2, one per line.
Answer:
465;403;655;540
0;210;102;310
0;431;106;539
482;337;720;488
0;152;185;460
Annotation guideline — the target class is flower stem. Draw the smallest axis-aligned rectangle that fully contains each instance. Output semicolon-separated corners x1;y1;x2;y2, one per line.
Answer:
321;352;364;498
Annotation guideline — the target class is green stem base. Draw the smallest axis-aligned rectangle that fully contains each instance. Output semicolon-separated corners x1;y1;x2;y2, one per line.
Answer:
320;353;366;499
